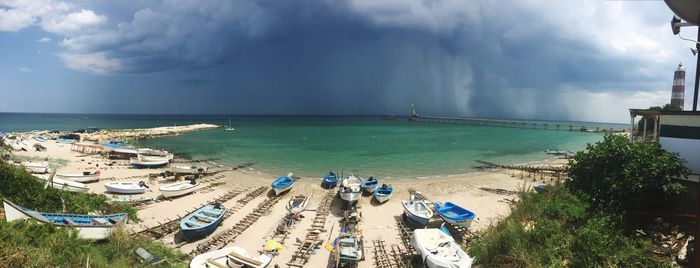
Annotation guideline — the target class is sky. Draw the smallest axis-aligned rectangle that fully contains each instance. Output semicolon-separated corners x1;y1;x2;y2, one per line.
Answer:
0;0;698;123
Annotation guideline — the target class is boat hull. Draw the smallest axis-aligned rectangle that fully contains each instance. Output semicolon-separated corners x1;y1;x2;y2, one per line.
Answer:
160;182;199;198
273;185;293;196
340;191;361;205
130;158;169;168
363;184;378;194
402;201;432;226
189;247;272;268
322;179;337;189
104;182;146;194
410;229;474;268
181;217;224;241
3;200;124;240
36;175;90;193
374;193;392;203
55;173;99;183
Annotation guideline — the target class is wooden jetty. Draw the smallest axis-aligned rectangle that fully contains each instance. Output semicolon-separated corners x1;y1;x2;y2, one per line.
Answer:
408;104;623;133
286;190;336;267
476;160;567;182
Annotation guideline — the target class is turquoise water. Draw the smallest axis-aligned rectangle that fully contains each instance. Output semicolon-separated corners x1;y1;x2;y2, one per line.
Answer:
0;113;617;178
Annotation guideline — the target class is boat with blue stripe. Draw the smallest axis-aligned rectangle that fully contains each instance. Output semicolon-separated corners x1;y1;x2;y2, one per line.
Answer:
322;171;338;189
362;177;378;194
180;202;228;241
3;199;127;240
271;174;295;196
434;202;476;229
373;184;393;203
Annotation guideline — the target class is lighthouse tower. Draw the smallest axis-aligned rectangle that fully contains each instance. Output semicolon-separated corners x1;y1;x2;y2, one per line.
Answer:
671;63;685;109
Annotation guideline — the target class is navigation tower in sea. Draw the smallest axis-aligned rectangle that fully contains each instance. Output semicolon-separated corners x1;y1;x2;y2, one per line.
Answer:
671;63;685;109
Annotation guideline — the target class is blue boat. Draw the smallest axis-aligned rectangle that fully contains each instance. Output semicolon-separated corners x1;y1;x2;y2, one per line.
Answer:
180;202;227;241
3;199;127;240
33;136;47;142
434;202;476;229
362;177;379;194
271;175;295;196
103;141;126;148
533;184;546;193
322;172;338;189
373;184;393;203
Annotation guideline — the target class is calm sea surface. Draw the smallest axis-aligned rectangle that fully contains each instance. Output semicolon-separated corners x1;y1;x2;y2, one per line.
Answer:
0;113;626;178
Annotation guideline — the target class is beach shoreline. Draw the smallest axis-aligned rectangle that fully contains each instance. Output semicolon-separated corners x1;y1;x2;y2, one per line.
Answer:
4;124;568;267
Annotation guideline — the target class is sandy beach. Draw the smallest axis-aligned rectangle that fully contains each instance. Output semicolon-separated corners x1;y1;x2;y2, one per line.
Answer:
8;127;567;267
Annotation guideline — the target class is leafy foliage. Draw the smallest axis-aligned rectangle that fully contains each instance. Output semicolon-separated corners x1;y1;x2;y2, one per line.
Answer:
0;163;138;221
567;134;688;214
0;220;186;267
469;184;670;267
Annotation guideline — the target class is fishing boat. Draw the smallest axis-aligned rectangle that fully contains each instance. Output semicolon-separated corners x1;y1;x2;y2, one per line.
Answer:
171;165;207;175
362;176;379;194
373;184;393;203
402;195;433;226
3;199;127;240
271;175;295;196
434;202;476;229
23;161;49;174
286;195;310;214
338;175;363;206
137;148;174;161
104;181;149;194
321;171;338;189
35;174;90;193
55;171;100;183
130;157;169;168
410;228;474;268
189;246;272;268
160;180;199;198
225;118;235;131
180;202;228;241
33;135;47;142
137;154;172;163
335;233;364;267
533;184;546;193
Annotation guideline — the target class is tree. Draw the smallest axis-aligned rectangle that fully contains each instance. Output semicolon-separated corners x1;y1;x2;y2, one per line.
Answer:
567;135;689;214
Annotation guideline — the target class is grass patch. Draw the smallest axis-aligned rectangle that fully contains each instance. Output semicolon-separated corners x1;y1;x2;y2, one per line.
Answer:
468;184;670;267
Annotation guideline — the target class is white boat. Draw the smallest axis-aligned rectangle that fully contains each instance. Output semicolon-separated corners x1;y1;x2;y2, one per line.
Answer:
189;246;272;268
160;180;199;198
171;165;207;175
286;195;310;214
130;158;169;168
410;228;474;268
35;174;90;193
137;148;174;161
339;175;363;206
104;181;148;194
402;195;433;226
55;171;100;183
3;200;128;240
137;154;172;163
111;146;138;155
24;161;49;174
225;118;235;131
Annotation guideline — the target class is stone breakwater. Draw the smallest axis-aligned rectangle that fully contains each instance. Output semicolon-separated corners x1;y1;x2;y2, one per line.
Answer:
82;123;220;141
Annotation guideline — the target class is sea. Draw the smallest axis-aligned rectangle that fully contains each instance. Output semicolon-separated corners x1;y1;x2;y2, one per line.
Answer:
0;113;627;179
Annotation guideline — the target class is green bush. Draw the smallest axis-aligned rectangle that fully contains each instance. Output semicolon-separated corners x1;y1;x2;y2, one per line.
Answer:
469;184;670;267
0;163;137;221
567;134;688;214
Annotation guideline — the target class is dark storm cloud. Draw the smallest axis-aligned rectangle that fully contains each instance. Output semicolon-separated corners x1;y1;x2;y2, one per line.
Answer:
4;0;689;121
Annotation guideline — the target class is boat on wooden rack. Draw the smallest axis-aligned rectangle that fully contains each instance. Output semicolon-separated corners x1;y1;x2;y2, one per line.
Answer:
271;175;295;196
434;202;476;229
104;181;149;194
189;246;272;268
361;177;379;194
402;195;433;226
321;171;338;189
410;228;474;268
55;171;100;183
180;202;228;241
373;184;393;203
3;199;127;240
286;195;310;214
130;158;169;168
159;180;199;198
339;175;363;206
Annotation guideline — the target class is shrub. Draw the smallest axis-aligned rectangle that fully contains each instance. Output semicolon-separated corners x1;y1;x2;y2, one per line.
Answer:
566;134;688;214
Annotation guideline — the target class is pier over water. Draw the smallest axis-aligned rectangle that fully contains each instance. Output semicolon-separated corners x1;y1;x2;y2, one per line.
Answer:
407;104;626;133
